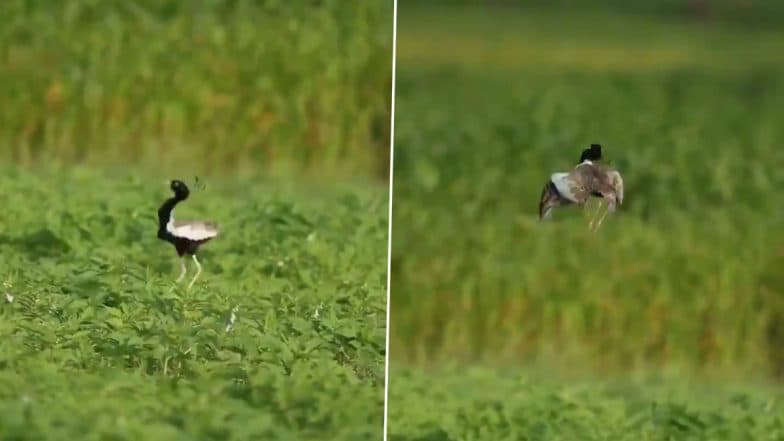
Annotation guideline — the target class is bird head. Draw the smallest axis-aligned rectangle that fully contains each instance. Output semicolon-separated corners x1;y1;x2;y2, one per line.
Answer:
579;144;603;164
170;180;190;200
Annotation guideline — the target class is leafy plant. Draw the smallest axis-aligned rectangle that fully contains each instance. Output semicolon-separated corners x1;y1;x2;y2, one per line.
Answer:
0;166;388;440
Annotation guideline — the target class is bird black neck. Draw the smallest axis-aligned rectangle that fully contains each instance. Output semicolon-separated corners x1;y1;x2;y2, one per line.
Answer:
157;196;183;239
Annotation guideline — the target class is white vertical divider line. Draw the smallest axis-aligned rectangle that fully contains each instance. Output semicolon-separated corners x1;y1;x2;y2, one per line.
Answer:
383;0;398;440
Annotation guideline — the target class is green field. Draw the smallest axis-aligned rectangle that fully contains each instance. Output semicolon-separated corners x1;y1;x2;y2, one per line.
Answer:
0;1;391;439
389;2;784;439
0;167;388;439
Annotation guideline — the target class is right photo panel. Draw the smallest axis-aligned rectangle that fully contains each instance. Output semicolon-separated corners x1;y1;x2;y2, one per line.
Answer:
389;1;784;439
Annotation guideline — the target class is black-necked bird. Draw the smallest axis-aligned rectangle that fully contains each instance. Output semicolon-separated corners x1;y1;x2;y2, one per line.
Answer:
538;144;624;231
157;180;218;289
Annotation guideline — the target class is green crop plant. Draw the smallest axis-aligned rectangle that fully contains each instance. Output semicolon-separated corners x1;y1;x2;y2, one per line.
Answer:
0;166;389;439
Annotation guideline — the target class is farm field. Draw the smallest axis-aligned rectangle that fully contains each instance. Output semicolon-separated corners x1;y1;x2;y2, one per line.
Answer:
389;2;784;439
0;1;392;439
0;167;388;440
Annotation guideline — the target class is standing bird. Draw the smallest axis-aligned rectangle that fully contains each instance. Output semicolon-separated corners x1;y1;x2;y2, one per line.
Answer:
157;180;219;289
538;144;624;231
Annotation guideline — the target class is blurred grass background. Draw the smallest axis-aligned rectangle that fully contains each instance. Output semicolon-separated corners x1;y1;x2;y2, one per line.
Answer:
0;0;393;180
390;0;784;381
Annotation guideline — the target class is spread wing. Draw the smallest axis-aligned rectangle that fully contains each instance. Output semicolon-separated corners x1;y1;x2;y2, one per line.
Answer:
168;220;219;241
550;172;582;203
551;169;596;204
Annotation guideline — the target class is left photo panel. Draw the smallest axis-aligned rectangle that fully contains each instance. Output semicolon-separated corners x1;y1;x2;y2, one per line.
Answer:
0;2;394;440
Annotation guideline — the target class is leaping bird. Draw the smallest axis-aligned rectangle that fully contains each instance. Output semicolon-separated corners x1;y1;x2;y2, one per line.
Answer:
157;180;219;289
538;144;624;231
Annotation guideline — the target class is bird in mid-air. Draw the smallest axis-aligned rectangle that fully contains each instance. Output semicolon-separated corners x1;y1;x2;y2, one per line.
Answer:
538;144;624;231
157;180;219;289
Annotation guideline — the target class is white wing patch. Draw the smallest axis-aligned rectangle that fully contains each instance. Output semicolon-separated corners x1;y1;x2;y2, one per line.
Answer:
166;215;218;241
550;172;579;203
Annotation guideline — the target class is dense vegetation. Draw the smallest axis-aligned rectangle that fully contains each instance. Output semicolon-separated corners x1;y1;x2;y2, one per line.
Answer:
0;167;388;439
421;0;784;30
389;2;784;439
389;366;784;441
0;2;392;438
392;68;784;376
0;0;393;178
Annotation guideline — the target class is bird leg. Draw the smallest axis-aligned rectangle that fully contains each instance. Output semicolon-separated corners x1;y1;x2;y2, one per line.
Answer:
188;254;202;290
175;257;187;283
590;197;616;232
587;199;605;231
591;206;609;231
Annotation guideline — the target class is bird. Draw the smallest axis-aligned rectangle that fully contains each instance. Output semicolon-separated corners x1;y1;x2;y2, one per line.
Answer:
538;144;624;231
157;180;219;289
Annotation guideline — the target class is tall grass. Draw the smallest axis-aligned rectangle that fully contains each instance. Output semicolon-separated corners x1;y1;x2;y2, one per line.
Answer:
0;0;393;178
390;4;784;380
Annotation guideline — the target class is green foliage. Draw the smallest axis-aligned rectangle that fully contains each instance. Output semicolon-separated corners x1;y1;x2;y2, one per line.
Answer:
0;166;388;439
391;4;784;378
388;366;784;440
398;3;784;75
0;0;393;178
415;0;784;30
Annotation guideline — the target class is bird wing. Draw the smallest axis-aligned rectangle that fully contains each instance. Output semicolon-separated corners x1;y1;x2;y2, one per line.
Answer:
539;181;559;219
168;220;219;241
606;169;624;205
550;171;583;203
